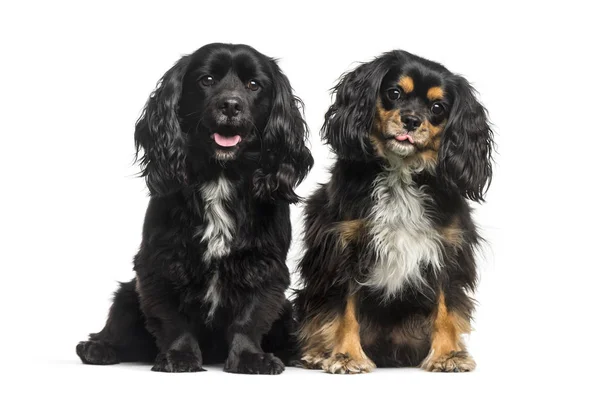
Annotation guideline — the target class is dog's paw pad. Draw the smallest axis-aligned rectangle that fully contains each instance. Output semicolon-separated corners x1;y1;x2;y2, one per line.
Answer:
322;352;375;374
151;350;204;373
76;340;119;365
225;352;285;375
422;351;476;372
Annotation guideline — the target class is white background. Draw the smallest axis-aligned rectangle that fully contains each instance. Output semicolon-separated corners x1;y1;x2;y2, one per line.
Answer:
1;0;598;394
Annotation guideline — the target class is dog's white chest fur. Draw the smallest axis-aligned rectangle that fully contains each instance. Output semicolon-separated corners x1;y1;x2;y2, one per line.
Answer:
198;176;236;262
366;168;442;298
196;176;236;317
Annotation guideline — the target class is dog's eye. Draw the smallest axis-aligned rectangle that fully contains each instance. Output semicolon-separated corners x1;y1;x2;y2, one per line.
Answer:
246;80;260;91
431;102;445;115
199;75;215;87
387;89;401;101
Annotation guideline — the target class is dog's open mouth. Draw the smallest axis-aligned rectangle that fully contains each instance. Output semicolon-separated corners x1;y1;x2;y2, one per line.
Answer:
212;133;242;148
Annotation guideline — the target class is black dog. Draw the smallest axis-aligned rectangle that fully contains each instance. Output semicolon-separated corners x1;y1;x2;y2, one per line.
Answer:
294;50;493;373
76;43;313;374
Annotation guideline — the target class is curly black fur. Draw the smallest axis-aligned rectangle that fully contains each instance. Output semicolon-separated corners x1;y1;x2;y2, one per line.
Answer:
77;43;313;374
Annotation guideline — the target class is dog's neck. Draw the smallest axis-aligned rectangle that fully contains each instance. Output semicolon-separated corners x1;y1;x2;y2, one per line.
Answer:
381;153;437;178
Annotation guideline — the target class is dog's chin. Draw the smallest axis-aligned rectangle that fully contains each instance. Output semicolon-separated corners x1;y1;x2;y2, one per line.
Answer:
378;135;436;172
385;139;417;157
381;135;418;159
213;147;239;161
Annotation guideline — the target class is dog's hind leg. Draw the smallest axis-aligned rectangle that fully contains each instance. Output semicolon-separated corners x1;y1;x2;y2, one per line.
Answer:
76;279;157;365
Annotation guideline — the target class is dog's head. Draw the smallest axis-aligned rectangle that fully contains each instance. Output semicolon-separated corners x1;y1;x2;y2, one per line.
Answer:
323;50;493;201
135;43;313;201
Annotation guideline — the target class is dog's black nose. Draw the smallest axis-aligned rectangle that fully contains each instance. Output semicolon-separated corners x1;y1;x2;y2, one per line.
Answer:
220;97;242;117
401;115;422;132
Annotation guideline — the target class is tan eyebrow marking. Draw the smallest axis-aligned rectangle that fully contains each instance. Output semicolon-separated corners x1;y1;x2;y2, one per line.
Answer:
427;86;444;101
398;76;414;94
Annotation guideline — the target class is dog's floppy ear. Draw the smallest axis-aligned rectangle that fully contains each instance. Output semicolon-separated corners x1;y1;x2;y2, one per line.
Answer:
135;55;190;196
322;57;391;160
253;61;314;203
437;75;494;202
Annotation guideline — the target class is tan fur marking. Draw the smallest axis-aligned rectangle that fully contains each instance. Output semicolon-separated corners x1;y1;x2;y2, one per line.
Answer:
374;101;401;132
427;86;444;101
298;313;341;369
321;296;375;374
423;120;444;141
338;219;366;244
440;217;465;248
410;120;444;168
372;93;447;168
370;135;386;158
418;149;437;164
334;296;362;354
398;75;414;93
432;135;442;150
298;314;340;344
371;101;399;158
421;292;475;372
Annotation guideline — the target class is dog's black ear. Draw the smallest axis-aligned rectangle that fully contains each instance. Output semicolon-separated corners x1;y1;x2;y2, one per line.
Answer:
437;75;494;202
253;61;314;204
135;56;190;196
322;57;391;160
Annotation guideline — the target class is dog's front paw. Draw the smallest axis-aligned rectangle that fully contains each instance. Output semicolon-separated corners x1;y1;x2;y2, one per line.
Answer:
322;352;375;374
300;351;330;369
225;352;285;375
152;350;205;373
422;351;476;372
76;340;119;365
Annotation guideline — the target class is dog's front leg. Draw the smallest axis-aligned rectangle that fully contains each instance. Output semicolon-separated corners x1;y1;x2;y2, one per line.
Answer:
420;291;475;372
320;294;375;374
137;276;204;373
224;288;286;375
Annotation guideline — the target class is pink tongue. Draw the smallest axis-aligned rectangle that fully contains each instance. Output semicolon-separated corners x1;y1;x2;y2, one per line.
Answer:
213;133;241;147
395;134;414;144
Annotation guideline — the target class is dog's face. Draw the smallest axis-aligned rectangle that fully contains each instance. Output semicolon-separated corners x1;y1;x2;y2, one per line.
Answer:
179;44;274;161
134;43;313;200
372;71;450;167
323;50;493;201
